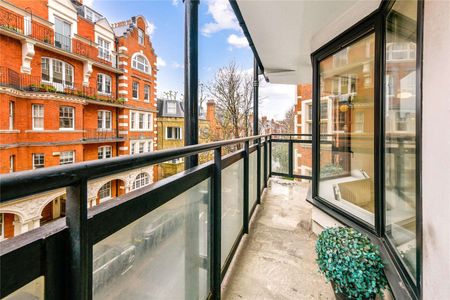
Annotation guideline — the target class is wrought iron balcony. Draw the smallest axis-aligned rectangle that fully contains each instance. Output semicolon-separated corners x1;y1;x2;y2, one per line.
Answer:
0;134;314;299
0;66;120;103
83;129;124;142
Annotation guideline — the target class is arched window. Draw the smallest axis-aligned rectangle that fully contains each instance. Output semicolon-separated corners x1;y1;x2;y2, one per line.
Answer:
98;182;111;200
132;53;151;74
132;173;150;190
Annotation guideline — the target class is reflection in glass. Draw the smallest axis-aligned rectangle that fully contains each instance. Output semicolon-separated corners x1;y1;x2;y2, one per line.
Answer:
318;34;376;225
249;151;258;212
271;142;289;174
221;159;244;265
93;179;210;300
385;0;418;279
3;276;44;300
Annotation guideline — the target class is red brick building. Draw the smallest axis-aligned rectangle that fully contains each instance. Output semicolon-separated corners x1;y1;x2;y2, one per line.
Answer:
0;0;157;239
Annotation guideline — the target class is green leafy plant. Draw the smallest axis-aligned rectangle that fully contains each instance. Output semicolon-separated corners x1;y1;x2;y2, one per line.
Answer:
316;227;388;299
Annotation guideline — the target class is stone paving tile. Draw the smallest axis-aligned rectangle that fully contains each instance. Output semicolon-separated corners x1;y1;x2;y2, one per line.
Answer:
222;178;335;300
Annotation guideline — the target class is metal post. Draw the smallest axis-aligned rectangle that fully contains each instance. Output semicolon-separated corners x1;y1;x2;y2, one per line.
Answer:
184;2;200;298
269;136;272;176
243;141;250;233
253;57;259;140
184;0;199;169
264;138;268;188
256;138;261;204
211;148;222;300
66;179;91;300
288;139;294;178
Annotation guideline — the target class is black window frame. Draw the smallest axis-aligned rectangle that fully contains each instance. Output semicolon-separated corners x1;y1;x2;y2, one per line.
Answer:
309;1;423;299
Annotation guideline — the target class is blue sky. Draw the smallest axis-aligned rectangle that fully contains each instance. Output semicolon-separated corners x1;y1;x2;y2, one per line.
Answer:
87;0;295;120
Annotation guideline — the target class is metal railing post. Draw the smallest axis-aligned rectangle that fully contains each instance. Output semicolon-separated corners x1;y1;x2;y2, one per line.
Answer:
264;138;268;188
243;141;249;234
66;179;91;300
256;138;261;204
211;147;222;300
289;139;294;178
269;135;272;176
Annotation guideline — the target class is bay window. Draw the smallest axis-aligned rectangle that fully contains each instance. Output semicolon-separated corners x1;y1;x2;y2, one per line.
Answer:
41;58;74;88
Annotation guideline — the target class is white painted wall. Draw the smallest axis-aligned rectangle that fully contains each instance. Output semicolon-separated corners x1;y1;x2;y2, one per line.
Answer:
422;1;450;298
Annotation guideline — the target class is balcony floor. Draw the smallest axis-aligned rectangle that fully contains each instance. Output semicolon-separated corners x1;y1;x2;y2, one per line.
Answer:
222;178;335;300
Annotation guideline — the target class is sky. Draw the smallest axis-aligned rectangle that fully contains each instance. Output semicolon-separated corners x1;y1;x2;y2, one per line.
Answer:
87;0;296;120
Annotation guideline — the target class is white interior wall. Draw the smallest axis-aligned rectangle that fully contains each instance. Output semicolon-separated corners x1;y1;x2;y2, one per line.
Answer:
422;1;450;298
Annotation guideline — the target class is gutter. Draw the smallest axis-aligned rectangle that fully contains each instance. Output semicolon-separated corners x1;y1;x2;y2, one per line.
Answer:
229;0;269;82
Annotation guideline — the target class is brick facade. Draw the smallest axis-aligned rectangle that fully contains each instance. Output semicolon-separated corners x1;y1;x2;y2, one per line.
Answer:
0;0;157;239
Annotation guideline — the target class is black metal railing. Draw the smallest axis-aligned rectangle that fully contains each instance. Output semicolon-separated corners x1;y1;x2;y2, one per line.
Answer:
0;133;314;299
0;66;120;103
83;129;123;142
54;32;72;52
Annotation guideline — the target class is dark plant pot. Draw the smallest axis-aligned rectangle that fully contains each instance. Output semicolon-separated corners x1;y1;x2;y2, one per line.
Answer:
29;86;39;92
331;281;376;300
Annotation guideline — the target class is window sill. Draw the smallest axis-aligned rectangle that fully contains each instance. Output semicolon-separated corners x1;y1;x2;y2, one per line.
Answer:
0;129;20;133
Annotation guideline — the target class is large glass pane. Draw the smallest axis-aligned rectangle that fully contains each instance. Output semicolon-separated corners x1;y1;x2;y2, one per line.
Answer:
260;147;265;192
221;159;244;265
93;179;210;300
385;0;418;280
293;142;312;177
318;33;376;225
3;276;44;300
271;142;289;174
249;151;257;213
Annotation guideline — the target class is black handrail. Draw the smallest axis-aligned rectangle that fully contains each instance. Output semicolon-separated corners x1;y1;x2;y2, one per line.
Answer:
0;134;270;202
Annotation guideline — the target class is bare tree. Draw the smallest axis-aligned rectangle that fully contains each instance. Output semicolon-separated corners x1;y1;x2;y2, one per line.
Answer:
207;61;253;142
163;90;179;100
281;105;296;133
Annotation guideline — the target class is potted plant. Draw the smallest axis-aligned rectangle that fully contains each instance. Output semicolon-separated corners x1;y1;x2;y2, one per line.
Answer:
29;84;39;92
316;227;388;300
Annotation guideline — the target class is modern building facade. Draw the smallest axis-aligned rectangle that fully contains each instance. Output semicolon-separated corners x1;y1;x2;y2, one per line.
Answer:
0;0;157;239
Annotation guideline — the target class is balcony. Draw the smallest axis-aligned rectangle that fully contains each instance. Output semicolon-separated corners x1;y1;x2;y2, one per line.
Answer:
0;66;121;104
0;134;317;299
0;6;117;69
83;129;125;143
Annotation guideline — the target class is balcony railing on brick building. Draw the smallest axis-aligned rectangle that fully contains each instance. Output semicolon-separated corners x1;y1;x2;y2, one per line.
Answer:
83;129;124;142
0;6;116;68
0;66;121;103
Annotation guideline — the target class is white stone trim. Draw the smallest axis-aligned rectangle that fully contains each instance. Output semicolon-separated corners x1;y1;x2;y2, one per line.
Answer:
118;90;128;95
119;146;128;151
118;83;128;87
119;75;128;80
118;115;128;119
119;122;128;127
119;130;128;135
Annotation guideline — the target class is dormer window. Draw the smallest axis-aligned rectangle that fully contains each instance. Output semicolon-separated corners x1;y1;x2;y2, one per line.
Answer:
138;28;145;45
132;53;151;74
167;102;177;114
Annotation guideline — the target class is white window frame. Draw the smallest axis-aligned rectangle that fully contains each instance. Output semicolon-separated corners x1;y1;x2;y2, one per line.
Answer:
98;181;111;201
32;104;44;130
166;102;177;114
132;173;150;190
41;57;74;88
59;106;75;130
97;74;112;95
9;101;14;130
130;139;153;155
144;84;150;102
129;111;153;132
54;17;71;51
98;146;112;159
165;127;182;140
97;110;112;131
98;37;111;61
60;151;75;165
138;28;145;45
9;155;15;173
131;53;151;74
32;153;45;169
132;81;139;99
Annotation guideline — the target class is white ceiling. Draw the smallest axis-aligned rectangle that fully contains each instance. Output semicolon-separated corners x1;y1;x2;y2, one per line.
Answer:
236;0;381;84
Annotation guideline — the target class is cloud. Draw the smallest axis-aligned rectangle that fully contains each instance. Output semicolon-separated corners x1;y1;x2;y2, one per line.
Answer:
259;84;296;120
227;34;249;49
145;20;156;36
201;0;240;36
171;0;180;6
156;57;166;67
171;62;184;69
